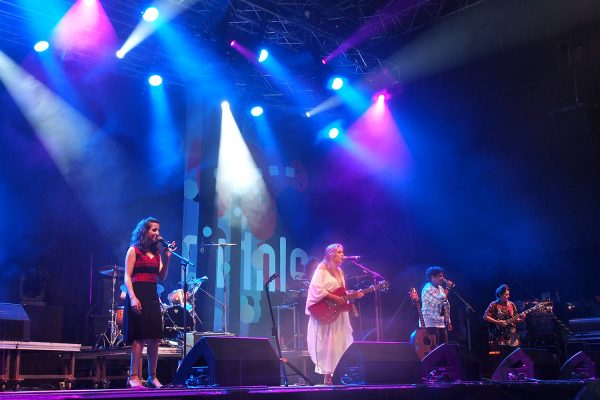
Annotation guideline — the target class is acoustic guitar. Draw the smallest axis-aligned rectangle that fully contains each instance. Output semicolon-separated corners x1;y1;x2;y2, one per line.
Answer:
309;280;389;324
408;287;438;360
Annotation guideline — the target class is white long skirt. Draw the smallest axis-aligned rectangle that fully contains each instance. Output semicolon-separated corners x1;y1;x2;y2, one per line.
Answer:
306;312;354;374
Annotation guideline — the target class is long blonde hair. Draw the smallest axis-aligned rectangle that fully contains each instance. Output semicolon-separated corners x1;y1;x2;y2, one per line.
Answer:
321;243;343;276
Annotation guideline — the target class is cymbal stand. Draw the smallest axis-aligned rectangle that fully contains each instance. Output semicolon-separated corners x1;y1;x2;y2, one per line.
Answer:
189;285;203;328
95;265;122;348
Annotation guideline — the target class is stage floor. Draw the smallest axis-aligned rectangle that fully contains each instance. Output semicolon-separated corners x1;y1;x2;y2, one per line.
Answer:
0;380;589;400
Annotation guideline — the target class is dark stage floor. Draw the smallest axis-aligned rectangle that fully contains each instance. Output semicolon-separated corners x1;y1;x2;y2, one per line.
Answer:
0;381;590;400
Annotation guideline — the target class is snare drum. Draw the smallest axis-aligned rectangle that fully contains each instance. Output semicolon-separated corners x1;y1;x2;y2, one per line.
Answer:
167;289;190;307
115;306;124;329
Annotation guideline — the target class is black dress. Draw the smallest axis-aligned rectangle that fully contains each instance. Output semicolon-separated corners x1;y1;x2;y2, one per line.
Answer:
123;246;163;343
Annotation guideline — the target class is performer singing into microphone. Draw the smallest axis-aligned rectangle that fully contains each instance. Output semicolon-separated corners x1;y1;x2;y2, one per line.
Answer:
420;266;453;344
305;243;364;385
123;217;176;388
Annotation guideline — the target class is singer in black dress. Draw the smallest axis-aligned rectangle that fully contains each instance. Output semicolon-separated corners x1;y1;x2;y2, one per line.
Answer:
123;217;175;388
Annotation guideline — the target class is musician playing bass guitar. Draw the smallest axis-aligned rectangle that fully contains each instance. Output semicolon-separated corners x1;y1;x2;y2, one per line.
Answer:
305;243;364;385
483;284;525;359
421;266;453;345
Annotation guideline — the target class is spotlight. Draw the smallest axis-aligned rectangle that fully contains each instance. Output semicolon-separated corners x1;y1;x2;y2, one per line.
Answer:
250;106;263;117
230;40;236;47
33;41;49;53
221;101;230;109
331;77;344;91
258;49;269;63
115;49;125;59
377;94;386;103
305;111;311;118
328;127;340;139
321;59;327;65
143;7;159;22
148;74;163;86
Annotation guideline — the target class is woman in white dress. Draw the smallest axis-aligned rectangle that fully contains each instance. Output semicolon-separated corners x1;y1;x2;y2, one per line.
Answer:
305;243;363;385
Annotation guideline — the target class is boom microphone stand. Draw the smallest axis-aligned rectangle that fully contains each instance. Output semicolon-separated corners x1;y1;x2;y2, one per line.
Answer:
265;273;314;386
164;244;195;359
351;260;386;341
446;284;476;350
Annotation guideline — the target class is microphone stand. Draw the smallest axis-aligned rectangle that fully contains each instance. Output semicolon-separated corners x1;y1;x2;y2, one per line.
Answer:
447;285;476;350
264;276;314;386
351;261;386;341
166;247;195;360
202;242;236;333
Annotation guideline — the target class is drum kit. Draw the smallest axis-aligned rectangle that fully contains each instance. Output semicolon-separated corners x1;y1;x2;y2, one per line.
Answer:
95;263;208;348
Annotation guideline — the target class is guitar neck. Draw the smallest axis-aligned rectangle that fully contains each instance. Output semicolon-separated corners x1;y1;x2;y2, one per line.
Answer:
416;301;426;328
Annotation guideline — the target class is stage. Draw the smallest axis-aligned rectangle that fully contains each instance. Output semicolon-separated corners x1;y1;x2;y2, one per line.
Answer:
0;380;589;400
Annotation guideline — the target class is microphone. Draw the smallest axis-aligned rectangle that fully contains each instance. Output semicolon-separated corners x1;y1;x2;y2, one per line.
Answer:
343;256;361;260
266;273;279;284
442;278;455;289
158;236;175;250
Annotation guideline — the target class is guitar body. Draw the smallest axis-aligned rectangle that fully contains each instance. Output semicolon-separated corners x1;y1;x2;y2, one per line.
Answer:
308;287;351;324
410;327;437;360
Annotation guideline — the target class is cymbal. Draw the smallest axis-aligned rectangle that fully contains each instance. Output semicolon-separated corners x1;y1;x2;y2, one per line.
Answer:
178;276;208;286
119;283;164;295
97;265;123;271
99;267;124;277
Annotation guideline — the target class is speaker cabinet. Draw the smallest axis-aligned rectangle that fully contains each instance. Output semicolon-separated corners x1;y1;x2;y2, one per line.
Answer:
0;303;31;341
22;304;63;342
559;351;600;380
332;341;421;384
492;348;558;381
172;336;280;386
422;343;482;381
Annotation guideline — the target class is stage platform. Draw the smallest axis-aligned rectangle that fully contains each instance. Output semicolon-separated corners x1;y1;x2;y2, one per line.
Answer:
0;380;590;400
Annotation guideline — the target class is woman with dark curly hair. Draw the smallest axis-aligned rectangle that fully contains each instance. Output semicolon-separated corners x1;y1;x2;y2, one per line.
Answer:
123;217;176;388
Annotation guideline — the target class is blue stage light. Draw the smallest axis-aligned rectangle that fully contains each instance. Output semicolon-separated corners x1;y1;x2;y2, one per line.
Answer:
328;127;340;139
250;106;264;117
331;77;344;90
33;41;49;53
143;7;159;22
258;49;269;63
148;74;163;86
221;101;230;109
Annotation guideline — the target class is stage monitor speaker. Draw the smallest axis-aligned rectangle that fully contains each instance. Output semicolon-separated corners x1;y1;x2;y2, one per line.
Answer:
172;336;280;387
332;341;421;384
559;351;600;380
0;303;31;341
422;343;482;381
492;348;558;381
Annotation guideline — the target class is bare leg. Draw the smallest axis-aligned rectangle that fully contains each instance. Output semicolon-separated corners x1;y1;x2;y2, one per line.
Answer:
128;340;144;387
146;339;162;388
324;373;333;385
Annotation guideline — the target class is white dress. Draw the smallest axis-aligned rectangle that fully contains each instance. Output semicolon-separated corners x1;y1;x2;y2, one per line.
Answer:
305;266;354;374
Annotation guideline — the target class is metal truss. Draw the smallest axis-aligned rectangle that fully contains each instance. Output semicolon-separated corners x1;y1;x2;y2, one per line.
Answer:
0;0;485;105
